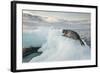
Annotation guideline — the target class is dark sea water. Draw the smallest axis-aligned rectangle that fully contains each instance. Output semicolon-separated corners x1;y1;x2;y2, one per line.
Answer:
23;52;42;62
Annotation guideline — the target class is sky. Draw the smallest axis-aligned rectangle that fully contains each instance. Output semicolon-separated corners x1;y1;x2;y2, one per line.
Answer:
22;10;91;32
23;10;91;21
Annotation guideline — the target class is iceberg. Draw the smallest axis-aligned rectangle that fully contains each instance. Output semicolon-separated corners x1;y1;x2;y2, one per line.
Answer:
30;29;91;62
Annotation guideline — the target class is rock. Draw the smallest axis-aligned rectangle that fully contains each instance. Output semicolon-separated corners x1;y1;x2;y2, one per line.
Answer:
23;46;40;57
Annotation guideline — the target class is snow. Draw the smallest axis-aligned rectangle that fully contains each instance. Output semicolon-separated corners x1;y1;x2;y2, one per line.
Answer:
30;29;91;62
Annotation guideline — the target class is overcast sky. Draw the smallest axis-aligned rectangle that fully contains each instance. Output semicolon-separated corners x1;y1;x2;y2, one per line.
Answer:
22;10;91;32
23;10;90;21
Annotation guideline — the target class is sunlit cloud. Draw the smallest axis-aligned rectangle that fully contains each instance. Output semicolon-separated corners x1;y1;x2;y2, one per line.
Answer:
43;16;59;23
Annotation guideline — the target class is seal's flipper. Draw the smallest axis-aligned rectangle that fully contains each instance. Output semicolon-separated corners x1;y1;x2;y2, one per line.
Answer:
80;40;85;46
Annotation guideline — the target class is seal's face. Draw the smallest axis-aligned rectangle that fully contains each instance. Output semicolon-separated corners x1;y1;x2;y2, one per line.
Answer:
63;30;72;37
63;32;71;37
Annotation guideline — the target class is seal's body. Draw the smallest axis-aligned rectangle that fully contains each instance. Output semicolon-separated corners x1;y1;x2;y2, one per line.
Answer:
62;29;85;46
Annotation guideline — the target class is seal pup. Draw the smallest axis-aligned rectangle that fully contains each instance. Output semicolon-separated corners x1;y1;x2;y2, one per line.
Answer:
62;29;85;46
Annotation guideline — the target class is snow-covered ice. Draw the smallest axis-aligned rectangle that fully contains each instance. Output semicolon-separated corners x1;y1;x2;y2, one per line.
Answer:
30;29;91;62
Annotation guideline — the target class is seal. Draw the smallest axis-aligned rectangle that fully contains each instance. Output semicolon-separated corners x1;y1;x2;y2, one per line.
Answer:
62;29;85;46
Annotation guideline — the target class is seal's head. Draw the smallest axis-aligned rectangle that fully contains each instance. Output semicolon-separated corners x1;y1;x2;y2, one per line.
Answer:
62;29;85;46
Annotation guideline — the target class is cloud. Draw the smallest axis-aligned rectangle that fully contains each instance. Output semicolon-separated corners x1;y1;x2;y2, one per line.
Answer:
22;11;90;31
23;10;90;21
